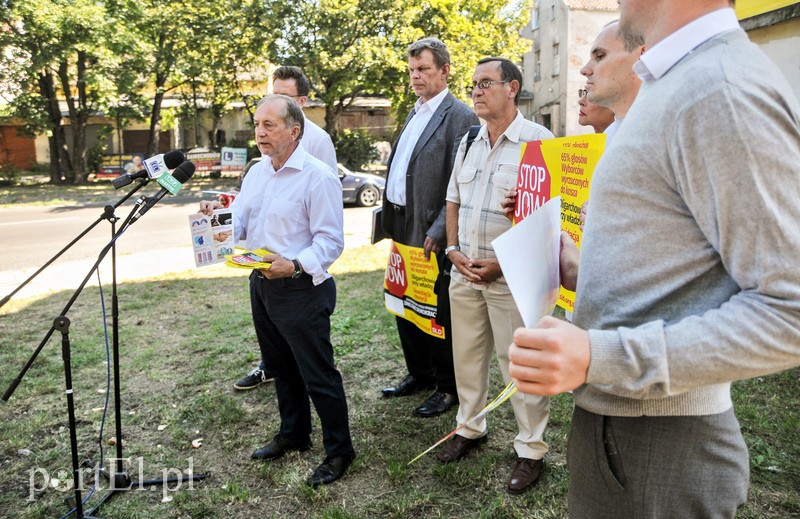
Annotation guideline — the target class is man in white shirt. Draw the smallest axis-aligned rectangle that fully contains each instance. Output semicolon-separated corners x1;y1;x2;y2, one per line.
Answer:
580;20;645;144
380;38;478;418
200;95;355;488
234;65;338;390
272;65;337;172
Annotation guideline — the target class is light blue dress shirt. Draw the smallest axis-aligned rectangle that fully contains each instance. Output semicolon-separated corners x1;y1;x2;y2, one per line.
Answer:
230;145;344;285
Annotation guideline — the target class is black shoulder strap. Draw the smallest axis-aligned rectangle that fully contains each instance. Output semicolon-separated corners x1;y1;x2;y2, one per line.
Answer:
464;125;481;155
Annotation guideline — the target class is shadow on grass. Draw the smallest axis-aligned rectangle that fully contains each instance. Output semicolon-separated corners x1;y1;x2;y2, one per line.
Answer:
0;271;797;518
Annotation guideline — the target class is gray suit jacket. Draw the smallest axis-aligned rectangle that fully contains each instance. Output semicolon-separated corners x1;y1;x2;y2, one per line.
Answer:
382;92;479;247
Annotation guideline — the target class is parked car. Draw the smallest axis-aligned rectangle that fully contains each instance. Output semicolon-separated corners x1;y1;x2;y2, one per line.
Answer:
338;163;385;207
239;158;385;207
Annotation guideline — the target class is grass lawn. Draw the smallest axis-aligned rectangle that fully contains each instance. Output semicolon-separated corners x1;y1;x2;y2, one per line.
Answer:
0;182;798;518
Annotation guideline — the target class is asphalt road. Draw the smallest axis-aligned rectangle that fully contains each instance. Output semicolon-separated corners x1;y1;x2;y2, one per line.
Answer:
0;198;378;301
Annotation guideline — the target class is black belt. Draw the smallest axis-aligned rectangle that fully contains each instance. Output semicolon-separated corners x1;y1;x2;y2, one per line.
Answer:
255;270;312;281
387;201;405;214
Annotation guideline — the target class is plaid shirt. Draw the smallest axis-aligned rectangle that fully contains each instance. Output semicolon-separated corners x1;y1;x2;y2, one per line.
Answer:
446;111;553;293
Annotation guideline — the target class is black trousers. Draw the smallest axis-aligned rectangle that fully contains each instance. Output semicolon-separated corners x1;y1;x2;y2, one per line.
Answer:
386;202;457;394
249;272;354;458
395;302;456;394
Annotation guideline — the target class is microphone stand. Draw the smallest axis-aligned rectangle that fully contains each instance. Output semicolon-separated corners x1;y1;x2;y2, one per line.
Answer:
3;197;143;518
87;193;206;517
2;186;204;518
0;178;149;310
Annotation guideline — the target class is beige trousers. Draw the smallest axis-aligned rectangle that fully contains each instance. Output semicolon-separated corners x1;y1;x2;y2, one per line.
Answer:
449;279;550;460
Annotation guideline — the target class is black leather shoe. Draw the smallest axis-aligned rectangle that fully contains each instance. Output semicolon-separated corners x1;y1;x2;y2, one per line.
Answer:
306;454;355;488
414;391;458;417
381;374;433;398
251;435;311;461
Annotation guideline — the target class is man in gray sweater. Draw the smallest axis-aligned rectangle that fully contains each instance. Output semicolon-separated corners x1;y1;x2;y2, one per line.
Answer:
508;0;800;517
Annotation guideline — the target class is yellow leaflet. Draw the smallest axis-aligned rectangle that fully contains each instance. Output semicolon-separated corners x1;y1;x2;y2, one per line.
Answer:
223;248;274;270
408;382;518;465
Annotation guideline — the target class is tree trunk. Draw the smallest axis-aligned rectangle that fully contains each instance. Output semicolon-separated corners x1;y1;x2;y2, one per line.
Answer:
59;55;89;184
147;88;165;157
324;103;338;141
37;70;71;183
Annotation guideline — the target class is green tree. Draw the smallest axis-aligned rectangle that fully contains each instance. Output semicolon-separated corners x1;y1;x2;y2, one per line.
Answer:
1;0;75;182
1;0;144;183
263;0;529;140
265;0;406;139
106;0;271;155
388;0;531;137
174;0;272;149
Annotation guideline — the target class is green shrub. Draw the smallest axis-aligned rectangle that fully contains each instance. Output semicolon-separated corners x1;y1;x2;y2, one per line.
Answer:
335;129;379;171
0;164;19;186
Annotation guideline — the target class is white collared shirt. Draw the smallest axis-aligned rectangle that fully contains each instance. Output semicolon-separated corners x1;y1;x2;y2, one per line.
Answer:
386;88;450;205
301;117;338;172
634;8;740;81
604;118;621;145
231;145;344;285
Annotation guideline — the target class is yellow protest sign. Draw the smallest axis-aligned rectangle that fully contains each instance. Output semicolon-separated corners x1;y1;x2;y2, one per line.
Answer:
383;242;445;339
514;133;606;313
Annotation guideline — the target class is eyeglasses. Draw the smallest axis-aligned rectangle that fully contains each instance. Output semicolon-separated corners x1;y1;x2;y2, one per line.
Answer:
578;88;588;98
468;79;510;95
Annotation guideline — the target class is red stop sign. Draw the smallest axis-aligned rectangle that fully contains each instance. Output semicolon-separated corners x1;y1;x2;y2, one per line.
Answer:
385;244;408;296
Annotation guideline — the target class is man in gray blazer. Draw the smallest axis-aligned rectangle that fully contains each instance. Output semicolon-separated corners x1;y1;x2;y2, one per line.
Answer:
381;37;479;417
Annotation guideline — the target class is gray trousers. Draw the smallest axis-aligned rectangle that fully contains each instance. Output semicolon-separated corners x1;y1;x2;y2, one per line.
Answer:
568;406;749;518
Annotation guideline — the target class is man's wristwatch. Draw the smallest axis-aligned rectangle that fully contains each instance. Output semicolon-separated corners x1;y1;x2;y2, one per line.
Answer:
444;245;460;257
291;259;303;278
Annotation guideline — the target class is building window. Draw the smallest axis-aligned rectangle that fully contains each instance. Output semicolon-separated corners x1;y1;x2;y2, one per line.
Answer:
542;113;552;132
535;51;541;81
533;6;540;28
552;43;560;76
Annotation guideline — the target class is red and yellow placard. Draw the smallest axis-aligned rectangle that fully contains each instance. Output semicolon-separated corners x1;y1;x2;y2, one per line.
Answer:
514;133;606;313
383;242;445;339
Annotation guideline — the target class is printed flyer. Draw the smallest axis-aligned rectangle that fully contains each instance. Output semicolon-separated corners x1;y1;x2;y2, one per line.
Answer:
513;133;606;312
188;209;236;267
224;249;274;270
383;242;445;339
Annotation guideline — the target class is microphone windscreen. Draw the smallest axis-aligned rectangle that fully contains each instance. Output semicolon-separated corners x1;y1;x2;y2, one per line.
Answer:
164;150;186;169
172;161;196;184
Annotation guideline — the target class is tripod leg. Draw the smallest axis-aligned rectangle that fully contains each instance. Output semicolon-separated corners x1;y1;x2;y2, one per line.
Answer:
55;316;90;519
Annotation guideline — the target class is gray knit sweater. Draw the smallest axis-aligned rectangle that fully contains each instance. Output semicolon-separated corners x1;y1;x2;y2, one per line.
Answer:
573;29;800;417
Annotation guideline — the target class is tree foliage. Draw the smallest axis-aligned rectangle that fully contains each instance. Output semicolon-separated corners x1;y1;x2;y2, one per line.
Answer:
264;0;405;139
1;0;148;183
0;0;529;182
335;129;380;171
264;0;530;139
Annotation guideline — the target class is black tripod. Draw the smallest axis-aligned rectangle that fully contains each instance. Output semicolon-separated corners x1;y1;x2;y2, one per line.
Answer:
2;181;205;517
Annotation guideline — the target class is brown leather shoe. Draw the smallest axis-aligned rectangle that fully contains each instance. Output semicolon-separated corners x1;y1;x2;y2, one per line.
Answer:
507;457;544;494
435;434;487;463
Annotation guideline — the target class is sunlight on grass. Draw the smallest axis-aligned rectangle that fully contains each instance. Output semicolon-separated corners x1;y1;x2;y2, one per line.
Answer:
1;235;797;518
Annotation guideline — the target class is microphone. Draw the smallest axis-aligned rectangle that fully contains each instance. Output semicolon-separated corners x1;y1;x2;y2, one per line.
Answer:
111;150;185;189
130;161;195;222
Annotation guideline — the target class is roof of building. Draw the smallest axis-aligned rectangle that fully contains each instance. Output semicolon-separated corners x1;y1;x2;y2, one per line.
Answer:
563;0;619;11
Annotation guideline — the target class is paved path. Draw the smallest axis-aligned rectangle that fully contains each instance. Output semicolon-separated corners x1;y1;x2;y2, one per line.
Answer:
0;203;377;303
